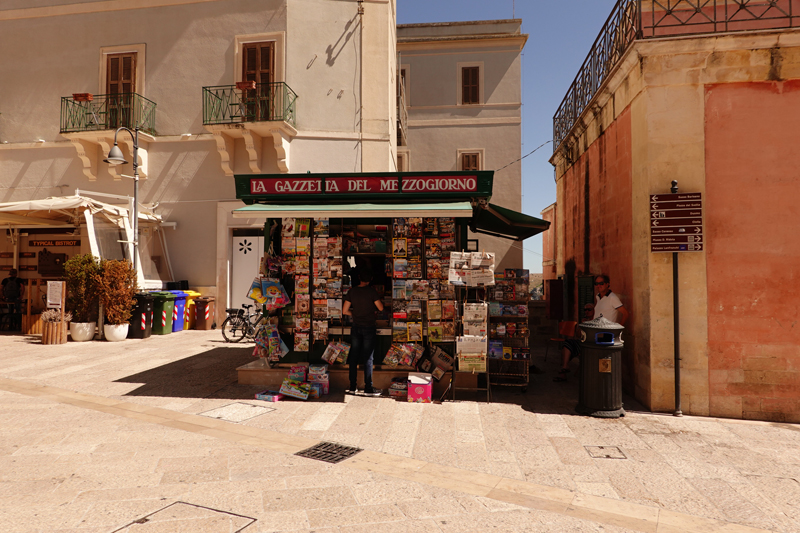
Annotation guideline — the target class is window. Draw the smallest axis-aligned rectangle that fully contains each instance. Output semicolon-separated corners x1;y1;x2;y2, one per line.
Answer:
461;152;480;171
105;53;136;129
397;151;409;172
462;66;479;105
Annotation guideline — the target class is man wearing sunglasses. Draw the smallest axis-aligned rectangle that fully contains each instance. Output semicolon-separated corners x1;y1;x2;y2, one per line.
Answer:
593;274;628;326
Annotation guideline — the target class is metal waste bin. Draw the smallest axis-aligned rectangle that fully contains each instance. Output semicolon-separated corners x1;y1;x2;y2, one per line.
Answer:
128;293;154;339
577;317;625;418
168;290;188;333
183;290;202;330
151;292;175;335
194;296;215;330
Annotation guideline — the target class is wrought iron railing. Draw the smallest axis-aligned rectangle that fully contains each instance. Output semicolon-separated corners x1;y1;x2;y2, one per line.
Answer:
60;93;157;135
554;0;798;153
202;82;297;127
397;73;408;146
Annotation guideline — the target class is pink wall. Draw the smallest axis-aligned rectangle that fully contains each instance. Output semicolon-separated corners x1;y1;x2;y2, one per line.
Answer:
705;80;800;422
560;107;634;387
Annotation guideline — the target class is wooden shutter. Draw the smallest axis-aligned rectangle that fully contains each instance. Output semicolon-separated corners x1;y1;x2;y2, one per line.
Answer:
242;42;275;120
462;66;479;105
461;153;479;171
107;53;136;95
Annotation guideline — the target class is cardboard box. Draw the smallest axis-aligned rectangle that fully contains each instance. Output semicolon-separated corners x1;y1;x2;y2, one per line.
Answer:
255;390;283;402
408;373;432;403
279;379;310;400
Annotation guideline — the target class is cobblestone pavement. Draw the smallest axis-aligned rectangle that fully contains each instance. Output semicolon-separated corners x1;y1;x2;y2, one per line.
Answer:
1;330;798;532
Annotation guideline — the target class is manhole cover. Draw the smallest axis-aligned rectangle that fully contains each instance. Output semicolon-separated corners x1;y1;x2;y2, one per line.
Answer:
199;402;275;422
111;502;255;532
295;441;363;464
585;445;626;459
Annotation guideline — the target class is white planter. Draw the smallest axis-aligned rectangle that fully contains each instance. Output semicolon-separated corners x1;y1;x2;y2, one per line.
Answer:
69;322;96;342
104;323;129;342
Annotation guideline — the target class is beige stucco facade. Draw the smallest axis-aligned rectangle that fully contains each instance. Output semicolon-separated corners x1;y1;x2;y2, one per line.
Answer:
550;29;800;418
397;20;527;271
0;0;398;324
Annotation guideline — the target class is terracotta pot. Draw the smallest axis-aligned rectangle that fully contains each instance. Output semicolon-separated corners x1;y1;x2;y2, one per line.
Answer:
236;81;256;90
69;322;96;342
72;93;93;102
42;322;68;345
104;323;129;342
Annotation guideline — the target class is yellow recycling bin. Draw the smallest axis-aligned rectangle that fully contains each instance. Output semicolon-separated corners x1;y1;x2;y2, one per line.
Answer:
183;290;202;330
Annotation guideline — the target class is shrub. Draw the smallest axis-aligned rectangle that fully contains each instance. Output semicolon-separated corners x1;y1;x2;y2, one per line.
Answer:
41;309;72;323
63;254;101;323
96;259;137;325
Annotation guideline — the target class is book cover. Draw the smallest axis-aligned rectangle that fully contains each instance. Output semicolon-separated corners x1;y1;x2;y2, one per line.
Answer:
410;280;429;300
392;322;408;342
428;279;441;300
503;346;513;360
314;218;329;237
393;217;407;237
295;294;310;314
294;332;310;352
442;321;456;342
426;259;443;279
427;322;443;343
313;299;328;319
295;218;311;238
439;217;455;237
295;275;310;294
488;340;504;359
427;300;442;320
326;278;342;298
407;217;422;237
296;237;311;256
407;300;422;321
295;256;310;274
327;237;342;257
407;322;423;342
424;217;438;236
392;300;408;319
281;218;295;237
393;238;407;257
312;278;327;298
295;316;311;332
392;280;407;300
425;238;441;259
313;320;328;341
393;258;408;279
407;238;422;257
281;237;296;256
441;300;456;320
407;259;423;279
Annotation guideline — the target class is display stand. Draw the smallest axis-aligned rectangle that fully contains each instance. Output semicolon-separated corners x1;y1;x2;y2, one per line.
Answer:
486;271;531;392
447;284;492;402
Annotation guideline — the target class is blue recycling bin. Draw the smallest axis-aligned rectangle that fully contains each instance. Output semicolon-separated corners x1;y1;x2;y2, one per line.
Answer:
168;290;188;333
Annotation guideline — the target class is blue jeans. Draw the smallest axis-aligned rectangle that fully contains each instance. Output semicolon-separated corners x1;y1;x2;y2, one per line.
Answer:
348;325;376;390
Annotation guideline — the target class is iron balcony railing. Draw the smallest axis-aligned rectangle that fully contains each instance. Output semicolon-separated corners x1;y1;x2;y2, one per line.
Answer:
554;0;798;153
203;82;298;127
60;93;157;135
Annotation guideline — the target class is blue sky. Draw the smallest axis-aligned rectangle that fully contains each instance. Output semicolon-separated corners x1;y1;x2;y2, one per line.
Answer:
397;0;618;272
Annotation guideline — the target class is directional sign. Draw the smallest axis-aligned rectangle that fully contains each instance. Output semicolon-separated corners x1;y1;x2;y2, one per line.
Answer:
650;192;703;253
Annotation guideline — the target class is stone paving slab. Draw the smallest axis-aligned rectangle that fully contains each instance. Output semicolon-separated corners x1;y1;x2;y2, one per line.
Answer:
0;331;798;532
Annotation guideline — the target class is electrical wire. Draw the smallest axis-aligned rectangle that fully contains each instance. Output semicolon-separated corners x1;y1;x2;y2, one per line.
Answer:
494;139;552;172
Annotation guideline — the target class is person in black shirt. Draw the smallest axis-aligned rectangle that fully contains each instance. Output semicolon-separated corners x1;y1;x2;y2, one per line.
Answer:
343;268;384;395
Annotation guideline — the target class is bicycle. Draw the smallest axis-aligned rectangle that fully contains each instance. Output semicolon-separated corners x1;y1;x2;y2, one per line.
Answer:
221;304;265;343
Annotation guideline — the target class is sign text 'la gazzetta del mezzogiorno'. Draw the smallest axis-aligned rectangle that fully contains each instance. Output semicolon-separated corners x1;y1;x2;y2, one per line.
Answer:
250;176;479;195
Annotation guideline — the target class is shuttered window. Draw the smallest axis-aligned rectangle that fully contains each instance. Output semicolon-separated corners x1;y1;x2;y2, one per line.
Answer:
242;42;275;121
106;53;136;95
461;66;479;105
461;153;480;171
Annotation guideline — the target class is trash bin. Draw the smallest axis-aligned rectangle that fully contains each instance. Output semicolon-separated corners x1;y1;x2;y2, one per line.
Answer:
577;317;625;418
151;292;175;335
168;290;188;333
194;296;215;330
182;290;202;330
128;293;154;339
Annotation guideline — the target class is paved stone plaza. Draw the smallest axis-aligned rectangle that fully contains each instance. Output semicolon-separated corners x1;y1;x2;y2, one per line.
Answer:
0;331;798;532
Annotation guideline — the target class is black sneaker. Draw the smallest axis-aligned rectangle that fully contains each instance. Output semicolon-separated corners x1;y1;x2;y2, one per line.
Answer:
363;388;382;397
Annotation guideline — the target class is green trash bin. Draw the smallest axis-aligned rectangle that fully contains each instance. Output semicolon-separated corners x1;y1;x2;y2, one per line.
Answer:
150;292;176;335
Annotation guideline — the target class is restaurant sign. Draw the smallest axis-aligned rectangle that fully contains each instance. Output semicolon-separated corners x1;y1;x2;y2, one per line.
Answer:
235;171;494;204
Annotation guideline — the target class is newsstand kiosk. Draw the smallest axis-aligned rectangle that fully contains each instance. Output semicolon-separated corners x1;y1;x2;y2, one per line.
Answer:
230;171;550;396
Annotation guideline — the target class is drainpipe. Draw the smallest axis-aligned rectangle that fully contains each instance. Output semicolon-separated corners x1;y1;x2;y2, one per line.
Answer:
358;0;364;171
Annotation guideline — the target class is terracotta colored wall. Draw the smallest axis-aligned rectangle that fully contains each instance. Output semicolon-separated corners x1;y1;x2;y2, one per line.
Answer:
541;204;557;282
705;80;800;422
560;107;634;387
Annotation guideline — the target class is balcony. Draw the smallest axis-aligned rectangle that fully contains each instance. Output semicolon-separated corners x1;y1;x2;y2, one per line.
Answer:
60;93;156;181
202;82;298;175
553;0;799;155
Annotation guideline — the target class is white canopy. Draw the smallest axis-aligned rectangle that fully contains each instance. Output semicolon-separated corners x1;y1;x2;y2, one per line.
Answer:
0;195;160;227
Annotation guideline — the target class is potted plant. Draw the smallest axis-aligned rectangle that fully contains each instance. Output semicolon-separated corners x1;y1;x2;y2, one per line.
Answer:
96;259;137;342
41;309;71;345
64;254;101;342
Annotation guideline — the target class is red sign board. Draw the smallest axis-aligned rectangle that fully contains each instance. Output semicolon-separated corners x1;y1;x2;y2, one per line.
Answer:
250;175;479;195
650;192;703;253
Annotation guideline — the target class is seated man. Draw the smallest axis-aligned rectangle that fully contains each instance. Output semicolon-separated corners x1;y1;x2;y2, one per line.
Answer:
554;303;594;382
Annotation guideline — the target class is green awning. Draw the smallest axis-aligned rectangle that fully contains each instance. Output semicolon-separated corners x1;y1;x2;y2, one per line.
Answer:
470;203;550;241
232;201;474;219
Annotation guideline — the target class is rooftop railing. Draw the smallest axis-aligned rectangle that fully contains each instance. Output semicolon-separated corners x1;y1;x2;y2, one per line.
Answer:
203;82;297;127
553;0;798;153
60;93;157;135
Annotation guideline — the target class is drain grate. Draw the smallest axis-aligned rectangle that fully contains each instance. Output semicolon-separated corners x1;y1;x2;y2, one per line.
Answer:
295;441;363;464
585;445;627;459
111;502;256;532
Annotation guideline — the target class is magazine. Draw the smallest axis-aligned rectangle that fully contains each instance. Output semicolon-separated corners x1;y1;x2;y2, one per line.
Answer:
427;300;442;321
407;322;423;342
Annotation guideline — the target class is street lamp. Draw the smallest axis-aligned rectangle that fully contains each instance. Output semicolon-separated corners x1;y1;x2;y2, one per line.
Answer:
103;126;139;272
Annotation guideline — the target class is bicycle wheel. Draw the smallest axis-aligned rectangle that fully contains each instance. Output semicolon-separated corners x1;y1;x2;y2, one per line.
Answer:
221;316;247;343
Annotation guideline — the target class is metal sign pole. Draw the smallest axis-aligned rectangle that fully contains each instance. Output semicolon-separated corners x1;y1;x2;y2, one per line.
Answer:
670;180;682;417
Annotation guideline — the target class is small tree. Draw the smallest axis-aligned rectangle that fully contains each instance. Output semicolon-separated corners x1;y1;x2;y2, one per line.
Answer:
64;254;101;323
96;259;137;325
